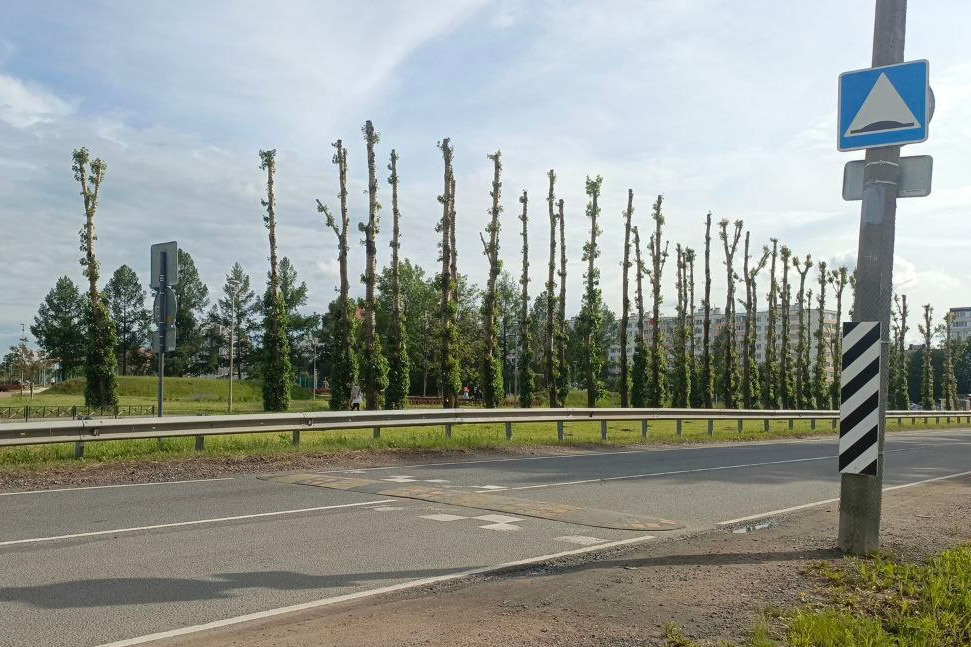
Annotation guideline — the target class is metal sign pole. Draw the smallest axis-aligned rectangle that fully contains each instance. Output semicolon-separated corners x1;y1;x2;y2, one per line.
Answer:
157;251;167;418
837;0;905;555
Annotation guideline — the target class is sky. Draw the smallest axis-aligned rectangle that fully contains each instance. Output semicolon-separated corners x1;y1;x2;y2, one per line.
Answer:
2;0;970;352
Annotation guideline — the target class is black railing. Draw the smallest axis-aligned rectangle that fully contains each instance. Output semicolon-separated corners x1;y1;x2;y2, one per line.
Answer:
0;404;156;422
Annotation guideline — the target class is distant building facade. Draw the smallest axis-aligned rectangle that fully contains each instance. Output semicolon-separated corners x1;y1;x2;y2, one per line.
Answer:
948;307;971;343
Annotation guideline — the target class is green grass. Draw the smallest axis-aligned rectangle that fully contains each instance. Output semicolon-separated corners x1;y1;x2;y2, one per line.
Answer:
663;546;971;646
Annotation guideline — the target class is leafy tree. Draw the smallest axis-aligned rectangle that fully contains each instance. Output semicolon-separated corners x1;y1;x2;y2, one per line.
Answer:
31;276;85;381
169;249;210;376
778;246;795;408
384;149;409;409
480;151;504;408
618;189;634;407
318;139;356;410
762;239;779;409
567;300;618;398
718;219;743;408
73;147;118;407
828;266;850;409
812;261;829;409
579;175;605;406
793;254;813;408
377;260;435;395
701;212;715;408
497;270;519;396
437;138;460;407
217;263;257;380
918;304;935;410
646;195;669;407
517;190;533;407
630;226;648;407
741;233;768;409
545;171;560;407
940;311;958;410
263;257;318;376
555;198;569;406
258;149;292;411
103;265;151;376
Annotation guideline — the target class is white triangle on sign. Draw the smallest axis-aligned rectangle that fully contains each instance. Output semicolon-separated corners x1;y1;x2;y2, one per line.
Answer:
845;73;920;137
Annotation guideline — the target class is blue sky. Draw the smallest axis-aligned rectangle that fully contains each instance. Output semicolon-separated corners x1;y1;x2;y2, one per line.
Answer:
2;0;970;352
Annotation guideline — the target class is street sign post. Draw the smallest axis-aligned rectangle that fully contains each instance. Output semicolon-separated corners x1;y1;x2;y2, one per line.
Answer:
838;59;929;151
150;242;179;417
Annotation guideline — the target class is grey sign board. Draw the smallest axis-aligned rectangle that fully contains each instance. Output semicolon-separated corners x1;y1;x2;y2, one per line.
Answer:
150;241;179;289
842;155;932;201
152;287;178;326
151;327;177;353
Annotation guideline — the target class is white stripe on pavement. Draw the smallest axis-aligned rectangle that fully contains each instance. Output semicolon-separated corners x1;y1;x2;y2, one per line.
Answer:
0;477;236;497
92;535;656;647
0;500;385;547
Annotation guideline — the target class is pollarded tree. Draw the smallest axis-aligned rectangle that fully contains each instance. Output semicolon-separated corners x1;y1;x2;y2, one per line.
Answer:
631;226;648;408
580;175;605;407
103;265;151;376
258;149;292;411
940;311;958;410
918;304;935;410
545;171;559;407
793;254;813;409
890;295;910;410
812;261;829;409
360;121;388;409
741;233;768;409
618;189;634;407
779;246;795;409
701;212;715;408
646;195;669;407
762;239;779;409
686;248;699;407
384;149;409;409
555;198;570;407
317;139;357;411
672;244;693;407
437;138;461;408
73;147;118;407
480;151;504;408
518;190;534;408
828;266;849;409
718;219;743;408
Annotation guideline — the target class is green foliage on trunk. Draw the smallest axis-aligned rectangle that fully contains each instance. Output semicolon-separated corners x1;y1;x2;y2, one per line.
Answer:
718;219;743;408
812;261;828;409
889;295;909;410
828;266;850;409
580;175;604;406
555;199;570;407
700;212;715;408
437;138;461;407
630;226;648;408
941;312;958;410
618;189;633;407
778;246;795;409
517;190;534;408
793;254;813;409
762;239;779;409
359;121;388;409
919;304;935;410
259;149;292;411
672;244;692;407
646;195;669;407
480;152;504;408
384;149;409;409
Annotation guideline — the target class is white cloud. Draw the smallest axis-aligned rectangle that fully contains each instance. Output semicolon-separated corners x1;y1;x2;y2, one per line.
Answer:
0;73;74;128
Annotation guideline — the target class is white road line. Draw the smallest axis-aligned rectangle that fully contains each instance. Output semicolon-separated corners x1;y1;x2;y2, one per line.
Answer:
0;477;236;497
92;535;656;647
716;468;971;526
0;500;385;547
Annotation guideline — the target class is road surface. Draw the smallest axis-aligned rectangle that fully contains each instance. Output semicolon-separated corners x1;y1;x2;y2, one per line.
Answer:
1;428;969;647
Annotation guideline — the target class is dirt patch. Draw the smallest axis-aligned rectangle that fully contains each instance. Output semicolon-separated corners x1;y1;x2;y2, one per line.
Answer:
158;476;971;647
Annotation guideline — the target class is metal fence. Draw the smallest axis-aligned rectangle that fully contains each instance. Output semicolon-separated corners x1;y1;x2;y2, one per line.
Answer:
0;407;967;458
0;404;156;423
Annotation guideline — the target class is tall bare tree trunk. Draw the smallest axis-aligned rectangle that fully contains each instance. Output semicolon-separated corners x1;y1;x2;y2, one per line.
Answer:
646;196;668;407
437;139;459;408
361;121;387;410
701;212;714;408
619;189;633;408
779;246;793;409
546;171;558;407
719;219;743;408
481;152;503;408
555;199;569;407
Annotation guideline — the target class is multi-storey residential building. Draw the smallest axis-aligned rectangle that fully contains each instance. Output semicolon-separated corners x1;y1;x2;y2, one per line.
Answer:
610;307;839;378
948;307;971;343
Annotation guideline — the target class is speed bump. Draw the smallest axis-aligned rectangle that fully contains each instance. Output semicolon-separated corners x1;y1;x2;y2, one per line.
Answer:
266;473;683;532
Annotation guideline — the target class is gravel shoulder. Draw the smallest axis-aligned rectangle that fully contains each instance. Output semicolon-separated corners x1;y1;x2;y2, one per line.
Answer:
156;475;971;647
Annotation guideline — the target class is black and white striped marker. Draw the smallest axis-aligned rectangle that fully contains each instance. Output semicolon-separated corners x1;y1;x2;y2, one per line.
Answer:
839;321;881;476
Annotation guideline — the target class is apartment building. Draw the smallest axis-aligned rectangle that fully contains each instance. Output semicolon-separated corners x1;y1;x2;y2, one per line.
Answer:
948;307;971;343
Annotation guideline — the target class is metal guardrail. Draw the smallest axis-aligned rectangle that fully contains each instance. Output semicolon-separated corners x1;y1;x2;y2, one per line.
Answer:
0;404;156;422
0;407;967;458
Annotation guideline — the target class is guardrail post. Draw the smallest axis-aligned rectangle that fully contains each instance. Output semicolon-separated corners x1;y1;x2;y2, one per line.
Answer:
946;415;951;424
810;418;817;431
556;421;564;442
676;419;683;437
74;442;84;460
600;420;608;441
935;415;940;425
924;416;928;425
445;423;452;439
373;426;381;439
641;420;649;439
832;418;837;429
737;419;743;433
763;418;770;433
194;435;205;451
72;405;77;420
897;416;902;426
505;422;512;440
292;430;301;445
25;406;29;422
707;419;714;437
788;418;794;430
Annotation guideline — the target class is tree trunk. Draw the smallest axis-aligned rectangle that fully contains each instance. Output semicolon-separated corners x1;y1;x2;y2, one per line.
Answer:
481;152;503;408
619;189;633;407
556;199;568;407
546;171;558;407
702;212;714;408
647;195;667;407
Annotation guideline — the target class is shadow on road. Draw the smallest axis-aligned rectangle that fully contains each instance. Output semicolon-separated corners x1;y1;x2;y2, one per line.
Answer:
0;567;457;609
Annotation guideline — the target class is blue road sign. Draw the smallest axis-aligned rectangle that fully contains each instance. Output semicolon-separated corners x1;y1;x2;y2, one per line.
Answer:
838;60;929;152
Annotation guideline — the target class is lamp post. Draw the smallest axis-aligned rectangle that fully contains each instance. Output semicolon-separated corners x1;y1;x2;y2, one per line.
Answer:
227;280;240;413
311;339;319;400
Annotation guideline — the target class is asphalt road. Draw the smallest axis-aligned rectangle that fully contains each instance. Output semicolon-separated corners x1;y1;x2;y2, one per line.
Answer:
1;429;969;647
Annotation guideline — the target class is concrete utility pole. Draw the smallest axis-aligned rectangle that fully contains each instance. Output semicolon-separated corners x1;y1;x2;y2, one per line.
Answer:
837;0;906;555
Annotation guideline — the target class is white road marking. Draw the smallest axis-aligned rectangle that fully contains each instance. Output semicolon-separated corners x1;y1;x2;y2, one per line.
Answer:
424;479;450;483
0;477;236;497
479;523;520;532
716;468;971;526
372;506;406;512
0;500;385;547
419;513;467;522
554;535;609;546
474;485;507;490
92;535;657;647
381;476;418;483
475;514;522;524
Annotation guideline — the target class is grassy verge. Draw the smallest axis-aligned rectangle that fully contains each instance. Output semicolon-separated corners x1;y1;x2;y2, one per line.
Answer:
664;545;971;646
